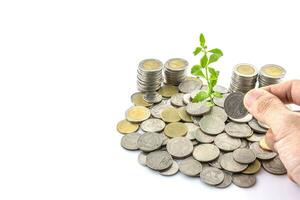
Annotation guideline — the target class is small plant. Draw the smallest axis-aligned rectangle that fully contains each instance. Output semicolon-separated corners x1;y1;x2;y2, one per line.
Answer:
191;33;223;106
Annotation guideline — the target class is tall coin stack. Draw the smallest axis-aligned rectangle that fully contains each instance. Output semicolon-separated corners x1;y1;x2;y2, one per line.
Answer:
137;59;163;103
258;64;286;87
229;63;258;93
164;58;188;86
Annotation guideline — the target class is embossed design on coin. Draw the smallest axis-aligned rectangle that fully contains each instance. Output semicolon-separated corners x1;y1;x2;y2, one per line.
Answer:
224;92;248;119
220;153;248;173
178;79;203;94
179;157;203;176
262;156;287;175
250;142;277;160
146;150;173;171
121;132;141;150
225;122;253;138
126;106;151;123
186;102;211;116
233;148;256;164
200;167;225;186
117;119;139;134
137;132;163;152
199;116;225;135
232;174;256;188
193;144;220;162
214;133;241;151
141;118;165;133
159;161;179;176
167;137;193;158
164;122;187;138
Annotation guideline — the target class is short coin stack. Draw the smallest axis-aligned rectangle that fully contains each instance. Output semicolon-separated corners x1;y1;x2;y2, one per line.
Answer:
117;78;287;188
229;63;258;93
164;58;188;86
137;59;163;103
258;64;286;87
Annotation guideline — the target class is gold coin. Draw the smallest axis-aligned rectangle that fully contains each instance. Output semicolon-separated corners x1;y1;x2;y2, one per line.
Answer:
158;85;178;98
259;137;272;151
167;58;188;70
131;92;152;107
141;59;162;71
242;159;261;174
116;119;139;134
126;106;151;123
161;107;181;123
235;64;257;76
177;107;192;122
164;122;187;138
261;64;285;78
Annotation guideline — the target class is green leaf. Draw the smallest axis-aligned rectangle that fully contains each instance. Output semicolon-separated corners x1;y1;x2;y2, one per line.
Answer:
192;91;208;103
208;48;223;56
200;54;208;67
191;65;205;78
206;101;215;107
208;67;219;80
212;92;222;98
193;47;202;56
210;79;218;88
208;53;222;64
199;33;205;47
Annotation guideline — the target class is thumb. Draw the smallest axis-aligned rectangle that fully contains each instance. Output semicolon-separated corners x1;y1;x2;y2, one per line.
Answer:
244;88;291;133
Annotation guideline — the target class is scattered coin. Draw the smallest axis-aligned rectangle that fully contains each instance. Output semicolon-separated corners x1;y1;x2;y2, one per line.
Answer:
248;118;267;133
117;119;139;134
194;128;215;143
259;137;272;151
167;137;193;158
160;161;179;176
262;156;287;175
240;139;249;148
216;172;232;188
225;122;253;138
178;79;203;94
177;107;192;122
213;93;229;108
229;113;253;123
246;133;264;142
220;153;248;173
131;92;152;107
179;157;203;176
209;152;223;169
137;132;163;152
204;106;228;122
224;92;248;119
170;93;185;107
143;92;162;104
193;144;220;162
158;85;179;97
160;133;169;146
151;103;173;119
250;142;277;160
146;150;173;171
138;152;147;166
233;148;256;164
232;174;256;188
199;115;225;135
126;106;151;123
161;107;181;123
200;167;225;186
141;118;166;132
121;132;141;150
213;85;229;94
186;102;211;116
184;123;198;140
242;159;261;174
164;122;187;138
214;133;241;151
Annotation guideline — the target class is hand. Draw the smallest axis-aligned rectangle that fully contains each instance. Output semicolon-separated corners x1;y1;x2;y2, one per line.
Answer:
244;80;300;185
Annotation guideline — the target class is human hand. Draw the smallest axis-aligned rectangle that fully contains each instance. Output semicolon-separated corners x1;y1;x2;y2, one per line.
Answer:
244;80;300;185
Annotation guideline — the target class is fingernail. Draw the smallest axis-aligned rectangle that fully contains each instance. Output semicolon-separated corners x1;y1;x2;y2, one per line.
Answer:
244;89;264;109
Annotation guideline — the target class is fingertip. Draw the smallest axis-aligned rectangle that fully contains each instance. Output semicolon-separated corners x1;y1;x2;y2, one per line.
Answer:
244;89;264;110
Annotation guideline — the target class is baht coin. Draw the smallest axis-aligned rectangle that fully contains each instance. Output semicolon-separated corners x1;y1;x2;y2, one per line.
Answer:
131;92;152;107
116;119;139;134
161;107;181;123
170;93;185;107
164;122;187;138
213;85;229;94
166;137;193;158
138;152;147;166
259;137;272;151
184;123;198;140
224;92;248;119
178;79;203;94
141;118;166;133
248;118;267;133
216;172;232;188
179;157;203;176
177;107;193;122
225;122;253;138
262;156;287;175
186;102;211;116
246;132;264;142
233;148;256;164
193;144;220;162
126;106;151;123
229;113;253;123
159;161;179;176
150;103;173;119
200;167;225;186
204;106;228;122
146;150;173;171
199;115;225;135
250;142;277;160
137;132;163;152
232;174;256;188
214;133;241;151
194;128;215;144
220;152;248;173
158;85;178;97
213;93;229;108
121;132;141;150
242;159;261;174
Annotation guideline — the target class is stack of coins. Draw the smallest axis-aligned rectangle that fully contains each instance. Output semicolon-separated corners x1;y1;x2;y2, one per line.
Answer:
229;63;258;93
258;64;286;87
137;59;163;103
164;58;188;86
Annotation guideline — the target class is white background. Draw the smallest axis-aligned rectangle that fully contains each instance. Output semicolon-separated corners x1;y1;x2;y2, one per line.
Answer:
0;0;299;199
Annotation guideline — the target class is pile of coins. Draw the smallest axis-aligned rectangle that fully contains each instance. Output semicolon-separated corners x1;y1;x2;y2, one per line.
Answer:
137;59;163;103
164;58;188;86
229;63;258;93
117;80;287;188
258;64;286;87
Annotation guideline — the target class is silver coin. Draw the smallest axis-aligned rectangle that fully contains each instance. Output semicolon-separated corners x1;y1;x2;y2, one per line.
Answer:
200;167;225;186
250;142;277;160
233;148;256;164
160;133;169;146
193;144;220;162
199;116;225;135
183;93;192;104
246;133;264;142
213;93;229;108
143;92;162;104
220;152;248;172
240;139;249;148
141;118;166;132
232;174;256;188
209;152;223;169
257;120;270;129
194;128;215;143
214;133;241;151
184;123;198;140
248;118;267;133
179;157;203;176
216;172;232;188
229;113;253;123
146;150;173;171
204;106;228;122
137;132;163;152
170;93;185;107
138;152;147;166
150;103;173;119
191;115;201;125
213;85;229;94
262;156;287;175
225;122;253;138
178;80;203;94
186;102;211;116
224;92;248;119
120;132;141;150
159;161;179;176
166;137;193;158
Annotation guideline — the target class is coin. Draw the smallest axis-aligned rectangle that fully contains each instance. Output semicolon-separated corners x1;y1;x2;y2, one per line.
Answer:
179;157;203;176
257;120;270;129
199;116;225;135
184;123;198;140
232;174;256;188
216;172;232;188
166;137;193;158
209;152;223;169
161;107;181;123
121;132;141;150
220;153;248;173
151;103;173;119
233;148;256;164
246;133;264;142
204;106;228;122
138;152;147;166
141;118;166;132
178;79;203;94
250;142;277;160
126;106;151;123
200;167;225;186
143;92;162;104
214;133;241;151
262;156;287;175
159;161;179;176
146;150;173;171
193;144;220;162
248;118;267;133
259;137;272;151
170;93;185;107
137;132;163;152
183;93;191;104
164;58;189;86
194;128;215;143
213;85;229;94
131;92;152;107
229;113;253;123
164;122;187;138
213;93;229;108
158;85;178;97
186;102;211;116
242;159;261;174
258;64;286;87
224;92;248;119
240;139;249;148
225;122;253;138
116;119;139;134
177;107;192;122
